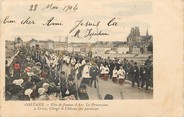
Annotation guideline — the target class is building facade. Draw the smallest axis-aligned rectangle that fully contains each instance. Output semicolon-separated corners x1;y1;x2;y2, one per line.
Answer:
127;27;153;54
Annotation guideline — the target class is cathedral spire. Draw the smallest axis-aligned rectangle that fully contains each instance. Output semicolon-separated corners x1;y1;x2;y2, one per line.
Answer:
146;27;149;36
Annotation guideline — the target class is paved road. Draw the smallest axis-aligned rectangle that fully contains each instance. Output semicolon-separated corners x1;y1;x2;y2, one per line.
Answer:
62;64;153;100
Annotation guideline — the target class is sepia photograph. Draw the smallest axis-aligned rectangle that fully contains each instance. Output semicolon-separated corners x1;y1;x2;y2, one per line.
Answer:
5;26;153;101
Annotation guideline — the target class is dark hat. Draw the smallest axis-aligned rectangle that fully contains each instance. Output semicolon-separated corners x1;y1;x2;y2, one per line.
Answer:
68;74;74;81
79;83;87;89
104;94;113;100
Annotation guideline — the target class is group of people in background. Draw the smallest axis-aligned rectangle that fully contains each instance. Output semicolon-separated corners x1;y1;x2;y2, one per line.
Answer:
5;46;152;101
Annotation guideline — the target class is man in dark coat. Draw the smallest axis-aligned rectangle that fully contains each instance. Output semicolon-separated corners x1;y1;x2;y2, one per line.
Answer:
67;74;78;99
78;83;89;100
123;60;129;80
127;62;133;81
89;62;100;88
109;60;115;79
131;62;140;88
140;64;149;90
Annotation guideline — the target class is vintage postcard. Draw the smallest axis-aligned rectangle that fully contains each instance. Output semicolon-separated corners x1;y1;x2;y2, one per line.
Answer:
0;0;183;117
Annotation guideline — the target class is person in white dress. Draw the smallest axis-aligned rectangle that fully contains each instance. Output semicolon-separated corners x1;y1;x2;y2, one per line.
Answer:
118;66;125;85
100;64;105;78
102;64;109;81
112;66;118;83
81;60;91;85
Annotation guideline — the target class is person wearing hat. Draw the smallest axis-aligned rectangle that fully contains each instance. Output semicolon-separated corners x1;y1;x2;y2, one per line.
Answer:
42;83;49;91
104;94;113;100
89;62;100;88
126;61;133;81
81;60;91;86
47;80;60;98
109;60;115;79
37;87;49;100
59;71;67;98
40;53;47;70
32;66;41;75
140;63;148;89
118;66;125;85
13;79;24;87
67;74;78;99
78;83;89;100
131;62;140;88
24;88;33;100
140;63;150;91
123;59;129;80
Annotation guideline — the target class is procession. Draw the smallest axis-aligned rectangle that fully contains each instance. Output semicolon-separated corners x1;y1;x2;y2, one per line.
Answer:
5;44;153;101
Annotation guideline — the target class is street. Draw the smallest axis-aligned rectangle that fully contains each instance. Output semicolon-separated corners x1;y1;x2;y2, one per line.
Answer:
5;48;153;101
62;63;153;100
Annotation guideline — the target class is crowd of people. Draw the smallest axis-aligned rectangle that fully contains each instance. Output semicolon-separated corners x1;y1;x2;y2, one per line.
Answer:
5;46;153;101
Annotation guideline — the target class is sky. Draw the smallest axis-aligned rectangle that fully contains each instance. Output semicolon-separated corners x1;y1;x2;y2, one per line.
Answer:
1;0;154;42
